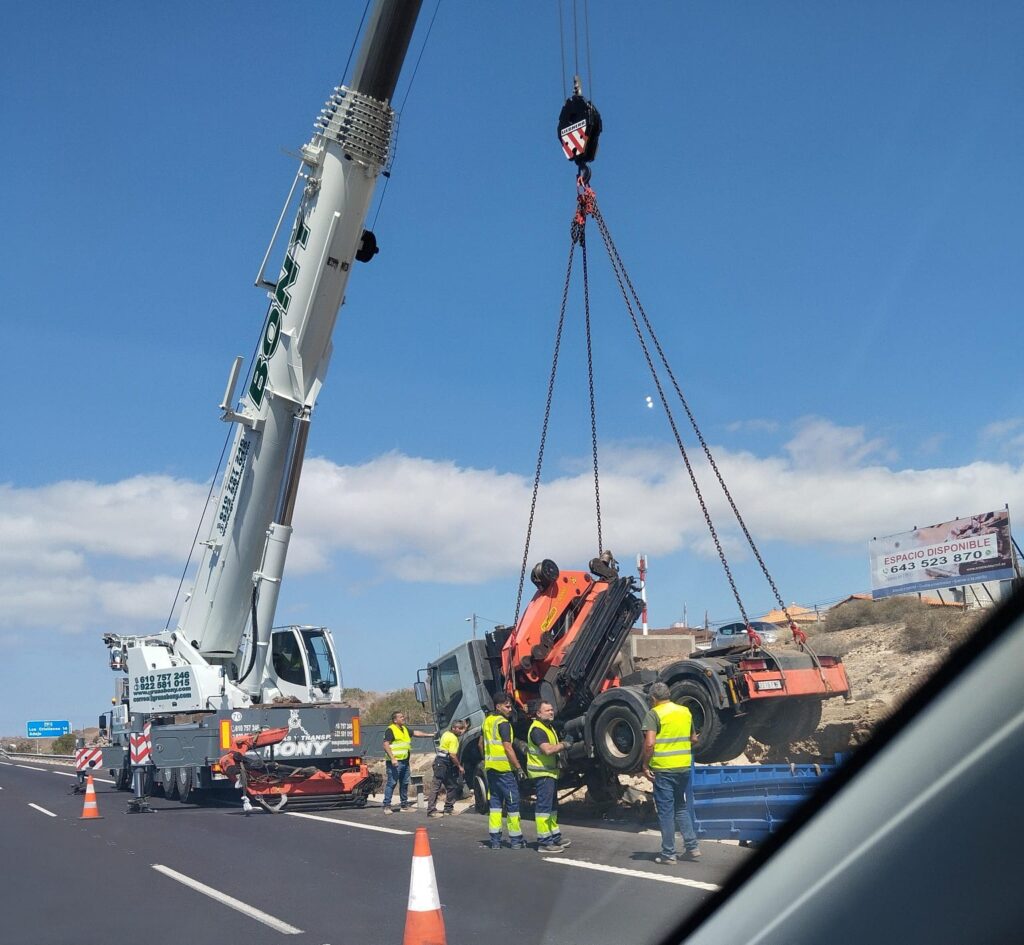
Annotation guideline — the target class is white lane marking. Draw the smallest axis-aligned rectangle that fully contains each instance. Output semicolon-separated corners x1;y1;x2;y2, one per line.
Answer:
53;771;78;778
0;761;13;766
545;856;720;891
28;803;57;818
286;811;412;836
16;765;46;772
151;865;303;935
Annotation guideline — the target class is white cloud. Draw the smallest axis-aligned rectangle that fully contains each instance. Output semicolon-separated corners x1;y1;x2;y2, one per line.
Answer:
2;419;1021;633
980;418;1024;457
726;418;780;434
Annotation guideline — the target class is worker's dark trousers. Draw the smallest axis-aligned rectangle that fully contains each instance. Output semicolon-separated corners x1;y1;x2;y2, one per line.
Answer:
426;759;459;813
486;769;523;847
532;776;561;845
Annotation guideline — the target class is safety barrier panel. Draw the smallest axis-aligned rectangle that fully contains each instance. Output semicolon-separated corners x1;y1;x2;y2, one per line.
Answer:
692;758;842;843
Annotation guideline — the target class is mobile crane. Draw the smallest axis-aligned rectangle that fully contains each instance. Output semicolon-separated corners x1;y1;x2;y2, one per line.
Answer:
417;556;850;809
98;0;424;812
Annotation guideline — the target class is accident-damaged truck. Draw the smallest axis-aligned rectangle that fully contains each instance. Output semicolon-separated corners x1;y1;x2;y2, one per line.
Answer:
96;0;425;813
416;558;851;810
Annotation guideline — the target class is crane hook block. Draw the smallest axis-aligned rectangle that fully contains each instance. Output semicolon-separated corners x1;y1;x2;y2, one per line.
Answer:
558;94;602;167
355;229;379;263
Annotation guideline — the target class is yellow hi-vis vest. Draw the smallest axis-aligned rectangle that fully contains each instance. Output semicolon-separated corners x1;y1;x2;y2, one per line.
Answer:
526;720;559;779
650;701;693;770
483;713;512;772
386;723;412;761
436;730;460;760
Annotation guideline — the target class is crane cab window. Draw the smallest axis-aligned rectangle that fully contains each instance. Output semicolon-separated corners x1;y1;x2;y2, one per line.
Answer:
300;628;337;689
272;631;306;685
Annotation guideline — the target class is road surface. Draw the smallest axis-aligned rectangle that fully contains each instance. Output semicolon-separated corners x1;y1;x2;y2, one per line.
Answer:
0;759;750;945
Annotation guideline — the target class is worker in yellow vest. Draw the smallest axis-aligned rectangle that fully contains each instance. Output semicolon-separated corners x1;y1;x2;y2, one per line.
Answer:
426;719;467;817
382;710;434;814
641;682;701;864
479;692;526;849
527;700;574;852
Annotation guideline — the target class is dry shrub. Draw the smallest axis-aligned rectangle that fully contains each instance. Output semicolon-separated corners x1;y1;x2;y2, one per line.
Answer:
898;607;986;654
825;596;926;632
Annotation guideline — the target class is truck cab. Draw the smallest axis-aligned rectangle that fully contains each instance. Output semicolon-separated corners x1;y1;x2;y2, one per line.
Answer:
420;639;495;734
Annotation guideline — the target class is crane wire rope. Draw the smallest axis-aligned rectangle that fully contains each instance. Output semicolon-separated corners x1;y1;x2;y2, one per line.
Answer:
558;0;568;99
163;428;233;630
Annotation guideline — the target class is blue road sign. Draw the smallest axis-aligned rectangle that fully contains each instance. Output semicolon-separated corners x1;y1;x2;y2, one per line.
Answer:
26;720;71;738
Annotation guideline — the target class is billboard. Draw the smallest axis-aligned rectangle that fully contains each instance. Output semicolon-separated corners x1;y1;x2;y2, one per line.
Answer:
870;508;1015;600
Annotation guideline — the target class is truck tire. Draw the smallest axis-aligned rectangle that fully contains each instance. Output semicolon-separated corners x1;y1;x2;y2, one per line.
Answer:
165;769;180;801
472;766;489;815
593;703;645;772
669;679;725;764
698;717;752;763
752;699;823;747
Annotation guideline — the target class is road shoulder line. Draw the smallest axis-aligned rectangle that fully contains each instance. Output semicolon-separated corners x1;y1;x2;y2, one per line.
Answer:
545;856;720;891
286;811;412;835
151;864;303;935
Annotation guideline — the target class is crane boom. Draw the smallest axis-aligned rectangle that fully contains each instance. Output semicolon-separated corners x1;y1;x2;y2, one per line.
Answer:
175;0;423;698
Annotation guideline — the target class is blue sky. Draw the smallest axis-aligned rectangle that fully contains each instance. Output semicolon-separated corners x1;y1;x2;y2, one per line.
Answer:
1;2;1022;734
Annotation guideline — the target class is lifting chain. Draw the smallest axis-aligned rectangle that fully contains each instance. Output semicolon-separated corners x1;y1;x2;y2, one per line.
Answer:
513;236;577;628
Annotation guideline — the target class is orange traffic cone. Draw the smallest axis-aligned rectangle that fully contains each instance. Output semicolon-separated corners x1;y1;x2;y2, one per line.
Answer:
403;826;446;945
80;775;102;820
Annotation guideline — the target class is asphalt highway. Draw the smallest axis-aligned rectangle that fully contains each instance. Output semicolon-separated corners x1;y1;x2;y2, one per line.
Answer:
0;760;750;945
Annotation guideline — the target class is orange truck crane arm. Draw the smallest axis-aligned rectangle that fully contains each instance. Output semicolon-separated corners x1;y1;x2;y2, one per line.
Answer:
501;559;643;722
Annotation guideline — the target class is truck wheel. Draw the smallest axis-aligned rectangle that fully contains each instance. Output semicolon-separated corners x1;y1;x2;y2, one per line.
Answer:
697;717;752;763
753;699;823;747
669;680;725;764
593;704;644;772
472;767;489;815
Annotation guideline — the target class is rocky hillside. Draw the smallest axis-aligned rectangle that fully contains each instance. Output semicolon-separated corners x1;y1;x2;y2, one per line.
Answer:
743;600;986;764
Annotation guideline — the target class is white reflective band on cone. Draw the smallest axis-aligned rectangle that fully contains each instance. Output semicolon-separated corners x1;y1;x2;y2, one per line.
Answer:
407;856;441;912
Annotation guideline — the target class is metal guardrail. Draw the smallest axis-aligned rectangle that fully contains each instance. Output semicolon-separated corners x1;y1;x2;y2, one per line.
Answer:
358;725;436;759
0;750;76;762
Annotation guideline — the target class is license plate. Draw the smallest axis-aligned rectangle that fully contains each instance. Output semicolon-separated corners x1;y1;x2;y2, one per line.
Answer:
756;679;783;691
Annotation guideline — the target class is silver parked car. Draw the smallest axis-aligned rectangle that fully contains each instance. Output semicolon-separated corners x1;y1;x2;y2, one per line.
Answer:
710;620;779;648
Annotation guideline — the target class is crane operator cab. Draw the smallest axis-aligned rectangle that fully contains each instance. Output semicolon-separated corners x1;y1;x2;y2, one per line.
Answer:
270;626;341;703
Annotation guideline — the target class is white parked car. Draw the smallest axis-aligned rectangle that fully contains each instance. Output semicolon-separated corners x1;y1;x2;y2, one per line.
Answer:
707;620;780;648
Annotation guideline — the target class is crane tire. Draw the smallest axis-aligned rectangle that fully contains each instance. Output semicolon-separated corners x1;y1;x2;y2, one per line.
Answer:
593;704;645;772
668;679;725;764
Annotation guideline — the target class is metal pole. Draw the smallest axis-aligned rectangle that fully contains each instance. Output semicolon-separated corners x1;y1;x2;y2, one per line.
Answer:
637;554;648;635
